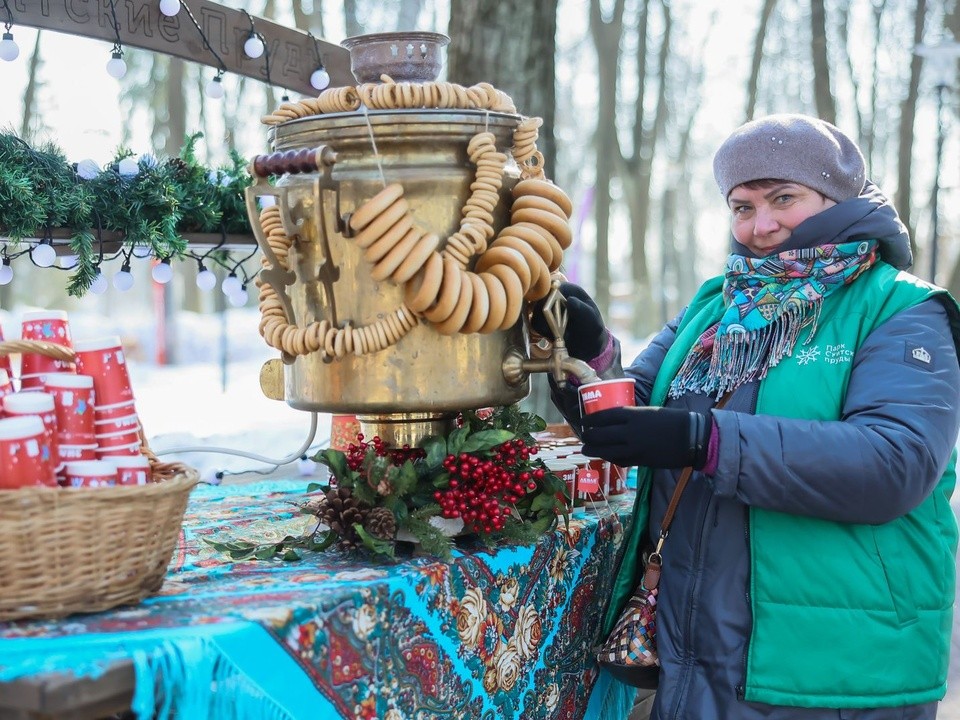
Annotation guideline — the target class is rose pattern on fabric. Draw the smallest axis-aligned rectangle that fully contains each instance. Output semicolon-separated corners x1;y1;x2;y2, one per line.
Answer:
0;481;632;720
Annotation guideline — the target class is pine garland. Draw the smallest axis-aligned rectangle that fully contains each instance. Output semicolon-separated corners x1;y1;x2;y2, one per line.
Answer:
0;132;253;296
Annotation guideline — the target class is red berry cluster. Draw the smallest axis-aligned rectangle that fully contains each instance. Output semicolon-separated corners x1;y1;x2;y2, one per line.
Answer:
432;438;545;533
345;433;425;471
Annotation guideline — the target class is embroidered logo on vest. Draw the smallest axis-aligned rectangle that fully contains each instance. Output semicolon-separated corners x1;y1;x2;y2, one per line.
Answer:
911;346;931;364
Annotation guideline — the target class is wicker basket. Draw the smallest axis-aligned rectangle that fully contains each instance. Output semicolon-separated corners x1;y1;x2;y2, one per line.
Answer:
0;339;199;622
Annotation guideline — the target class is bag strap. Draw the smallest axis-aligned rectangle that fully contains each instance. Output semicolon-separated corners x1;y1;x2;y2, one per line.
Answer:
642;391;733;591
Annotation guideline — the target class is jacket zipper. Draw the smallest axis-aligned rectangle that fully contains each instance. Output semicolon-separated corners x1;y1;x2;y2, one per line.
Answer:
736;382;760;701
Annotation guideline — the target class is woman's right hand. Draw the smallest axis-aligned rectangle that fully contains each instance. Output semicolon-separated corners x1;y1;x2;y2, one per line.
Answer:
530;282;608;361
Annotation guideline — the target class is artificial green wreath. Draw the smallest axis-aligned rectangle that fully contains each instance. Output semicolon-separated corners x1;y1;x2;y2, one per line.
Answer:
0;132;252;296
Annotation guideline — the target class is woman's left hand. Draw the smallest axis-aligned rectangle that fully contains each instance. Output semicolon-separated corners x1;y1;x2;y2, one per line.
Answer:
581;406;710;469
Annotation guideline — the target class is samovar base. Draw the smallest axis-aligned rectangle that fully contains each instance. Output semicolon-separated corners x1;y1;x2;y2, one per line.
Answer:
356;412;459;448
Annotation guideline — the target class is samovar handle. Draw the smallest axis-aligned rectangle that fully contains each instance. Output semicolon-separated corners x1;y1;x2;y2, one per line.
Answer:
244;146;338;364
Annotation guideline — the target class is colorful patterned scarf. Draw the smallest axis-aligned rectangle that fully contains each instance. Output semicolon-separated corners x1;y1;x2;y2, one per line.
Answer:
669;239;879;398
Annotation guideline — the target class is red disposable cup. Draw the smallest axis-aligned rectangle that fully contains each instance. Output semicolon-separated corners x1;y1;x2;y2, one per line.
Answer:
0;369;12;405
3;392;59;471
609;464;628;495
330;414;361;451
73;337;135;407
20;310;76;383
95;427;141;449
578;378;637;414
0;415;57;488
58;443;98;463
94;400;138;422
43;374;96;445
93;413;139;433
63;460;118;488
96;441;143;458
544;459;577;513
101;454;152;485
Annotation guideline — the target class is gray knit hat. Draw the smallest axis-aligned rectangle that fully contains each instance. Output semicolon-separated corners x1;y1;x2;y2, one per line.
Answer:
713;114;866;202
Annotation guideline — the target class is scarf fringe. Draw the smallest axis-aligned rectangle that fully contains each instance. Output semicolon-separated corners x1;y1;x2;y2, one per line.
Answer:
132;637;294;720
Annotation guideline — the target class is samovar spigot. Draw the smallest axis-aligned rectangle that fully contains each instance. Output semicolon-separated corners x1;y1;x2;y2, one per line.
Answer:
501;281;599;388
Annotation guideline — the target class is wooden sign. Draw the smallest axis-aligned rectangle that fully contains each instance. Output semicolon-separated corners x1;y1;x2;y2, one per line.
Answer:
6;0;354;96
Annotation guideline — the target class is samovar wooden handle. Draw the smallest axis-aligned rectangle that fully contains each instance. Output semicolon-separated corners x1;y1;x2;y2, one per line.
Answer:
251;147;338;178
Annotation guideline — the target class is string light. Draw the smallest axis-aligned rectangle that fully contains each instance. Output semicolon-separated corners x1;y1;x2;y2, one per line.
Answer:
0;258;12;285
105;1;126;79
117;157;139;177
75;159;100;180
196;263;217;291
89;271;108;295
181;1;228;98
205;72;225;99
0;1;16;62
30;242;56;268
221;272;242;297
59;254;79;269
151;257;174;284
132;244;152;259
112;258;134;291
240;11;264;59
158;0;181;17
307;32;329;90
228;284;249;307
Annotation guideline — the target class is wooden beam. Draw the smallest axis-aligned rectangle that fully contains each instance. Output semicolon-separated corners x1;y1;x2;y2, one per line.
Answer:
5;0;354;96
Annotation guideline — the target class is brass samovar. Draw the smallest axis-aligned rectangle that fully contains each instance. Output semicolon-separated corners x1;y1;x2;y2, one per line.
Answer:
246;32;595;447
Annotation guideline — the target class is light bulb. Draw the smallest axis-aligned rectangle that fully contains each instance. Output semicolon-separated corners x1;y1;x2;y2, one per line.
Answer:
205;76;225;99
310;67;330;91
196;268;217;291
297;456;317;476
76;159;100;180
118;157;139;177
0;32;19;62
132;245;152;258
221;274;242;296
90;272;108;295
113;269;134;291
0;262;12;285
59;254;78;269
31;243;57;268
228;288;249;307
158;0;181;16
151;261;173;284
106;52;127;79
243;34;264;59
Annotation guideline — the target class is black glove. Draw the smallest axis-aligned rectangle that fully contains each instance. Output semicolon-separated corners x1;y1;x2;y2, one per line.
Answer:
581;406;711;469
530;282;607;360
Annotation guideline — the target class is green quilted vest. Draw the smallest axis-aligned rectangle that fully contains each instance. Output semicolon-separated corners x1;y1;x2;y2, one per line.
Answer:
603;261;960;708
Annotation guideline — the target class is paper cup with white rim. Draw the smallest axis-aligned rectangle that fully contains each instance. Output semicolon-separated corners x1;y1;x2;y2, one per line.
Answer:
94;400;138;422
73;336;135;408
96;441;143;458
93;413;139;434
578;378;637;415
42;373;96;445
63;460;118;488
19;310;76;385
3;392;59;471
101;454;152;486
58;443;98;463
0;415;56;488
543;459;577;513
95;426;141;449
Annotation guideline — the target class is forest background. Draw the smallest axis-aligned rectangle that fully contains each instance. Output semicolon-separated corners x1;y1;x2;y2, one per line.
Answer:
0;0;958;420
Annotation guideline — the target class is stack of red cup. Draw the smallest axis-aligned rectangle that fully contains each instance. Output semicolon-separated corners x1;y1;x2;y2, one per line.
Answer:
19;310;76;390
0;415;57;488
42;374;98;467
73;337;141;458
63;460;118;488
0;370;13;408
0;322;11;380
3;392;59;474
102;454;152;485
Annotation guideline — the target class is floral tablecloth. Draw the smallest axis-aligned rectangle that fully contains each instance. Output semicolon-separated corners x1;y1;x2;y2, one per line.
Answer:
0;480;634;720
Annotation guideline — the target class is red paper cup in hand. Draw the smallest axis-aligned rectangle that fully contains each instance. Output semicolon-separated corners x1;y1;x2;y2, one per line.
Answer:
102;454;152;485
74;337;135;407
3;392;59;471
0;415;56;488
63;460;118;488
578;378;637;414
43;374;96;445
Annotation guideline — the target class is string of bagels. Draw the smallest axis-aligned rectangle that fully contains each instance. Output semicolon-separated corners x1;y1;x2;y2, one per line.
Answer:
257;76;573;360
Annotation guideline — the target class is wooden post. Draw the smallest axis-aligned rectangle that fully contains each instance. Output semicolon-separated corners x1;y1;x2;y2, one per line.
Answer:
6;0;354;95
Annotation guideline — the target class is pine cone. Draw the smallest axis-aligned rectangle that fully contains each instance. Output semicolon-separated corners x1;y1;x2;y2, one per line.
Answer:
321;486;371;550
364;507;397;541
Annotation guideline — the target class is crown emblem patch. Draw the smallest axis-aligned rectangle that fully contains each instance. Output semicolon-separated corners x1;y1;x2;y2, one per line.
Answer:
911;346;931;364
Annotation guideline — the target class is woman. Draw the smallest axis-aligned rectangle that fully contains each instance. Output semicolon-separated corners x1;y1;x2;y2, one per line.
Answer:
541;114;960;719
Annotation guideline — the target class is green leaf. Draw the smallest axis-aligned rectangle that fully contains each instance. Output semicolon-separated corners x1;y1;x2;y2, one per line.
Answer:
308;529;338;552
254;547;278;560
422;436;448;468
306;482;324;493
282;549;301;561
315;449;349;481
531;493;556;513
354;524;396;558
394;459;418;495
446;426;470;456
431;471;451;488
351;480;377;506
364;453;390;489
460;429;515;454
401;515;454;559
410;503;442;520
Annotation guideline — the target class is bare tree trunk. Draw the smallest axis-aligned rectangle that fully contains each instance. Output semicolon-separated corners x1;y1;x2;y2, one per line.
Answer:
343;0;363;39
895;0;926;257
865;0;886;175
810;0;836;124
447;0;558;174
293;0;324;35
837;0;863;143
19;32;43;141
588;0;625;317
398;0;422;29
745;0;778;121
